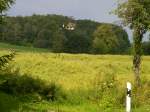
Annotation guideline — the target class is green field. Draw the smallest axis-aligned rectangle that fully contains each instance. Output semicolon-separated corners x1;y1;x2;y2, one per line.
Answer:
0;42;49;52
0;43;150;112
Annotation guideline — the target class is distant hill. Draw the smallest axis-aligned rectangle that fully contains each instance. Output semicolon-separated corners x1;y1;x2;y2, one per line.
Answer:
0;14;130;54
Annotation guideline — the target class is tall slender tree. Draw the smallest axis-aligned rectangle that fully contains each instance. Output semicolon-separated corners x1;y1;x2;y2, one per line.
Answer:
115;0;150;87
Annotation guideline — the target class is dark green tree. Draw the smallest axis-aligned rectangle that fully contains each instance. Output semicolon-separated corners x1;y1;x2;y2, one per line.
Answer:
92;24;128;54
65;30;90;53
1;14;130;54
34;29;52;48
23;23;37;44
52;31;66;53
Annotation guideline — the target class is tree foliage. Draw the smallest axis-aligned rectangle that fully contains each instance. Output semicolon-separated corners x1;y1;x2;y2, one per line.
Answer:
0;0;14;11
0;0;15;24
64;30;90;53
116;0;150;29
1;15;130;54
115;0;150;86
0;0;15;69
92;24;130;54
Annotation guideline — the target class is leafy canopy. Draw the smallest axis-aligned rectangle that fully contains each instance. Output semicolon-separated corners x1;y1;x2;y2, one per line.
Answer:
0;0;15;12
115;0;150;32
93;24;123;54
0;0;15;24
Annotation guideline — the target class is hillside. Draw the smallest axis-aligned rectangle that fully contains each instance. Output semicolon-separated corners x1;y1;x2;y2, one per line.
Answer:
0;43;150;112
0;15;130;54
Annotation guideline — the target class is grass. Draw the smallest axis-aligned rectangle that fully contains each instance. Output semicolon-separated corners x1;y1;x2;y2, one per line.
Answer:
0;42;49;52
0;42;150;112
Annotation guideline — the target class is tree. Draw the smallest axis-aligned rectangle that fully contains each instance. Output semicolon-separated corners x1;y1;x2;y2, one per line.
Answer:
0;0;15;68
0;0;15;41
76;20;100;51
23;23;37;44
92;24;128;54
52;31;66;53
65;30;90;53
0;0;15;24
112;25;130;54
1;14;131;54
115;0;150;86
34;29;52;48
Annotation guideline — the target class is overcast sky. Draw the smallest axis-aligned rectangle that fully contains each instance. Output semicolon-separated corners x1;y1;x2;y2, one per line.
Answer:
8;0;149;41
8;0;119;23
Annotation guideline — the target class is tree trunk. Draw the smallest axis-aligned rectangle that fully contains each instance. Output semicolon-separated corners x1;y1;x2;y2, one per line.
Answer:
133;28;143;87
133;54;141;87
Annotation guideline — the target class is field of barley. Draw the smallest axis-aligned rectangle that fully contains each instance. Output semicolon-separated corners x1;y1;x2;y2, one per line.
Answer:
0;43;150;112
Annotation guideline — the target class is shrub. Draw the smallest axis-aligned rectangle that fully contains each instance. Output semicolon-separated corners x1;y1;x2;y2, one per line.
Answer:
0;74;43;94
0;51;66;103
0;69;66;102
40;82;67;102
92;67;125;109
0;50;15;69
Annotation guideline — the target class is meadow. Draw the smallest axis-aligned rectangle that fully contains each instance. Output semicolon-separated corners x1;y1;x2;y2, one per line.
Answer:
0;43;150;112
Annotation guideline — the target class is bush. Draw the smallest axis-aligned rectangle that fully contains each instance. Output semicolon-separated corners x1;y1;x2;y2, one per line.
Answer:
0;51;15;69
0;69;66;102
40;82;67;102
0;74;43;94
92;67;125;109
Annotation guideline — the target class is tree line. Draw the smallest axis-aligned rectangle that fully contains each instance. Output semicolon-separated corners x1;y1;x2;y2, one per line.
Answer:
0;14;149;54
0;15;131;54
142;40;150;55
0;14;131;54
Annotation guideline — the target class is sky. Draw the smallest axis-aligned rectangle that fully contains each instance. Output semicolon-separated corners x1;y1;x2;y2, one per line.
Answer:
8;0;119;23
8;0;149;41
